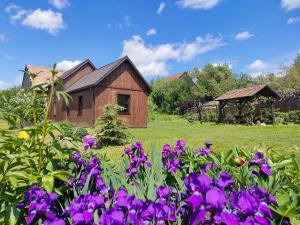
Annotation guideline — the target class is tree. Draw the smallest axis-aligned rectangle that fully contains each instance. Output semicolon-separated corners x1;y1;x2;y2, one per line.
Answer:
94;104;132;146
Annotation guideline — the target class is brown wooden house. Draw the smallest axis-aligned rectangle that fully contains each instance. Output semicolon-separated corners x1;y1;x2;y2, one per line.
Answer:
22;56;151;128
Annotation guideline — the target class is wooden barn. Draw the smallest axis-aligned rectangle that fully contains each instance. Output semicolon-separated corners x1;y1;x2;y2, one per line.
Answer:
22;56;151;128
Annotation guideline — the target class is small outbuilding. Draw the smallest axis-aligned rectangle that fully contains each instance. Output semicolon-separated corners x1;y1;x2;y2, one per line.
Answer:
215;84;280;124
22;56;151;128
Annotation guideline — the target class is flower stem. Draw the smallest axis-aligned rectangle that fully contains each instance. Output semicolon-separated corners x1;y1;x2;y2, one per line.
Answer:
38;65;56;173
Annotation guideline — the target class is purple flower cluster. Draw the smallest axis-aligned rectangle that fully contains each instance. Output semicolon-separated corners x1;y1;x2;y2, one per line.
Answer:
249;152;272;176
124;141;152;179
195;141;213;156
162;140;186;174
182;171;276;224
82;135;99;151
64;185;177;225
71;152;110;194
16;186;64;225
64;193;105;225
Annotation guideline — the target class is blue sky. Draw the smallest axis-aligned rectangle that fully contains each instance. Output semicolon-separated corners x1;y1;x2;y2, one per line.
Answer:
0;0;300;89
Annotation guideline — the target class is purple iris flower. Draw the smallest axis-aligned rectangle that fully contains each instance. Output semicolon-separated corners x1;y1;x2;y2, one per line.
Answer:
17;186;64;224
71;152;81;161
195;141;213;156
249;152;272;176
82;135;99;151
217;171;235;189
206;188;227;210
124;141;152;180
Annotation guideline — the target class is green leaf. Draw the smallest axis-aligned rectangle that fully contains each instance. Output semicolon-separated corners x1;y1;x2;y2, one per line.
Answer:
5;205;20;225
42;174;54;192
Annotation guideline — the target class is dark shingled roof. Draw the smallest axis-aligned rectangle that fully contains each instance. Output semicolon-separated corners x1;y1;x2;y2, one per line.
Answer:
61;59;96;80
65;56;151;93
215;84;280;101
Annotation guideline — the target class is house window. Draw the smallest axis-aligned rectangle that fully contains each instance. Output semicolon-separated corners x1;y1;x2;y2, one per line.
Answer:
117;94;130;114
78;96;83;115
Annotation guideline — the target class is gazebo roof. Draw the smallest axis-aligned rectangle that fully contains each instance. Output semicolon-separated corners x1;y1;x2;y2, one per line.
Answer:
215;84;280;101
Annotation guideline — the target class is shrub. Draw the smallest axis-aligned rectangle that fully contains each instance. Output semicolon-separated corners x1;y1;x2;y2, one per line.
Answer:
58;121;89;142
286;110;300;124
203;111;217;122
95;104;132;147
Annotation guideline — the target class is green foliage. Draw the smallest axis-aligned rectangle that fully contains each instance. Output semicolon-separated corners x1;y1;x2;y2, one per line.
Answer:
148;111;180;122
58;121;89;142
150;75;193;114
203;111;217;122
285;110;300;124
0;65;76;224
95;104;132;147
0;87;46;129
150;53;300;118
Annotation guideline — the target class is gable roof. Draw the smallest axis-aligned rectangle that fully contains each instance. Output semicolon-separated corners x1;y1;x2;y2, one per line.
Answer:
61;59;96;80
215;84;280;101
25;65;65;86
65;56;151;94
161;72;187;81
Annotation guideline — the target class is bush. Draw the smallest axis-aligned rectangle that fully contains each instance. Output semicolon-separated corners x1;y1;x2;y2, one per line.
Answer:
58;121;89;141
95;104;132;147
183;110;197;123
203;110;217;122
286;110;300;124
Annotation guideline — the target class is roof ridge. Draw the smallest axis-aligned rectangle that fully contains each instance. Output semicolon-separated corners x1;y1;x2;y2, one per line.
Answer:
96;56;127;70
27;64;65;71
61;59;96;80
65;56;151;94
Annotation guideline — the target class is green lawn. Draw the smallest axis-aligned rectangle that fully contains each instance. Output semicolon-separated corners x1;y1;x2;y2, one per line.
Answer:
102;119;300;161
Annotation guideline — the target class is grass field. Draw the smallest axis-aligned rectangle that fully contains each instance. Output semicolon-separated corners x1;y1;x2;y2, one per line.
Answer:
102;119;300;161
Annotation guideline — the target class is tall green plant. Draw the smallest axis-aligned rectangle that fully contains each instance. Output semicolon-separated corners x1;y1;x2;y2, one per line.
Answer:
0;64;75;224
95;104;132;147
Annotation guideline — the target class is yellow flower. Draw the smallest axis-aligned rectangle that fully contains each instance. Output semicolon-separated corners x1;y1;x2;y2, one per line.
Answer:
18;131;29;141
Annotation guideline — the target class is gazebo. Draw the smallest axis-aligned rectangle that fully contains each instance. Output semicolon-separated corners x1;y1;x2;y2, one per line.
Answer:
215;84;280;124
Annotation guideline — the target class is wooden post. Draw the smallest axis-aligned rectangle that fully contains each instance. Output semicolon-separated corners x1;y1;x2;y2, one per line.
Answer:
271;100;275;124
218;101;226;123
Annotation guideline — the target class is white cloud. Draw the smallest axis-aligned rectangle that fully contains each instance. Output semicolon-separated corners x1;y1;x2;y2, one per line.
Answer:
121;35;223;76
157;2;166;14
5;4;19;13
57;60;82;70
0;33;7;43
0;80;10;90
146;28;157;36
213;62;233;69
249;60;268;70
281;0;300;10
5;4;28;22
5;5;65;35
177;0;220;9
21;9;65;35
49;0;70;9
235;31;254;40
287;17;300;24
